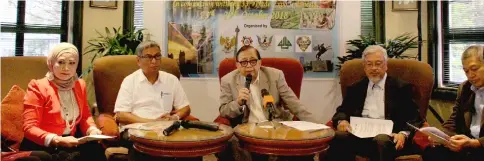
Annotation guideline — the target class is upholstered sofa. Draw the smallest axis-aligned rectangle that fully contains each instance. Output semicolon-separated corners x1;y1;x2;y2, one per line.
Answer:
1;56;49;160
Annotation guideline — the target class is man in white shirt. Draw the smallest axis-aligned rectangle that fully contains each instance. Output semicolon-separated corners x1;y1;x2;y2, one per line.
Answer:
326;45;423;161
114;40;191;126
113;40;192;160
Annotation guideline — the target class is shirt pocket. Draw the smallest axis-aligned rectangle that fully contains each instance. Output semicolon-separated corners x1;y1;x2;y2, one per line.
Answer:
162;92;174;112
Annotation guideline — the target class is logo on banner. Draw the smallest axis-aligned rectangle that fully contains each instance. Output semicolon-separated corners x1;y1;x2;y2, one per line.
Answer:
277;36;292;50
256;35;273;50
296;35;312;52
242;36;253;46
220;36;236;53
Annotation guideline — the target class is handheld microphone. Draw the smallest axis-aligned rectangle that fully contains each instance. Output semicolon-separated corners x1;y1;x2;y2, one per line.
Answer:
181;120;219;131
261;89;275;121
241;74;253;106
163;121;181;136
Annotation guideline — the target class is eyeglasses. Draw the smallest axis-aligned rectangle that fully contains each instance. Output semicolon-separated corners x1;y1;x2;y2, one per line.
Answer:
139;54;162;61
238;59;258;67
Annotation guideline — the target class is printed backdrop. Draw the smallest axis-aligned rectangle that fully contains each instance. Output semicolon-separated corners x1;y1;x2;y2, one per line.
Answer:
166;1;337;78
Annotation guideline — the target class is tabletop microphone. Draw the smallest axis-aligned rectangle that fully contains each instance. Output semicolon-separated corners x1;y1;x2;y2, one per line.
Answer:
163;120;181;136
261;89;275;121
181;120;219;131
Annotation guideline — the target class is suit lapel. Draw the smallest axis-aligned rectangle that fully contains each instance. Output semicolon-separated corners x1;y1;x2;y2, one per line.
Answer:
384;77;395;120
235;72;243;91
464;92;475;130
258;68;271;119
355;78;369;116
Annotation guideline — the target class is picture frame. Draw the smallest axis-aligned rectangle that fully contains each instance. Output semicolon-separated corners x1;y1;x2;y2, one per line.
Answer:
392;1;418;11
90;0;118;9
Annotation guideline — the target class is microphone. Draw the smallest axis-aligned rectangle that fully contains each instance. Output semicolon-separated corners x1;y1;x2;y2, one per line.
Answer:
181;120;219;131
261;89;275;121
163;121;181;136
241;74;253;106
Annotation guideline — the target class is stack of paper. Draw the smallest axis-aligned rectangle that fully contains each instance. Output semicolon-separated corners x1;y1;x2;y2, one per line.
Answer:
280;121;330;132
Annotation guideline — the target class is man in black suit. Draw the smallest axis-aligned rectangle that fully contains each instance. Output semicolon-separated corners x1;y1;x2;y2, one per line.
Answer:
325;45;423;161
423;45;484;161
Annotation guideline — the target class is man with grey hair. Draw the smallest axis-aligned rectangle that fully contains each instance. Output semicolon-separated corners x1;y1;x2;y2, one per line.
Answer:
424;45;484;161
325;45;423;161
113;40;192;160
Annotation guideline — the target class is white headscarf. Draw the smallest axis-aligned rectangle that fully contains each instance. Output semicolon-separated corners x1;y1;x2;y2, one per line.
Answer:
45;43;79;91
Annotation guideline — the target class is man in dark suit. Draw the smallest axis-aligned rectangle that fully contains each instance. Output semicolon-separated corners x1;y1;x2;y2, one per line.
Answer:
423;45;484;161
326;45;423;161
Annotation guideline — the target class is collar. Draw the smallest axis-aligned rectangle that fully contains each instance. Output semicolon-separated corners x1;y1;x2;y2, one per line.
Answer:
136;69;162;84
471;85;484;94
369;73;387;90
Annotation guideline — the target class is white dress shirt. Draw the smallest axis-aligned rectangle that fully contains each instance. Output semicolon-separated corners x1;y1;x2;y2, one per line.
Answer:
470;85;484;138
362;73;387;119
114;69;190;125
361;73;409;136
241;73;267;123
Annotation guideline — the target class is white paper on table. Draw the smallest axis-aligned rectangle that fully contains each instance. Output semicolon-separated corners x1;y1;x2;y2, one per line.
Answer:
77;135;114;142
280;121;330;132
350;117;393;138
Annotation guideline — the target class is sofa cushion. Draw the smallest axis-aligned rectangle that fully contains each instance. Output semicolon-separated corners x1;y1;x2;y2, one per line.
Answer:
1;85;26;151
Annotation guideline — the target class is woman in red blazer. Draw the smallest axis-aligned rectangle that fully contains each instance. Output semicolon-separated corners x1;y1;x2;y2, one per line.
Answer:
20;43;106;161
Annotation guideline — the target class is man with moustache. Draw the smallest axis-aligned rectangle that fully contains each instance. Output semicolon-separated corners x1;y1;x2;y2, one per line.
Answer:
326;45;423;161
423;45;484;161
218;45;316;161
113;40;192;161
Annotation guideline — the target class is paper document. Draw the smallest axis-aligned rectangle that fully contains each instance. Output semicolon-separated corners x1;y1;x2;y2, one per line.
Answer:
280;121;330;132
407;123;450;144
122;122;170;131
350;117;393;138
78;135;114;142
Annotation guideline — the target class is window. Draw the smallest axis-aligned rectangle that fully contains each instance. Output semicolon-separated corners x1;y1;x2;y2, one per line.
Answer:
360;1;385;42
124;0;144;32
134;0;144;31
439;0;484;88
1;0;68;57
361;0;374;37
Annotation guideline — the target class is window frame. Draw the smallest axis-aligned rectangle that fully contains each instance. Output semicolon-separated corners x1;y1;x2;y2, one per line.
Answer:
0;0;83;75
427;1;484;100
360;1;386;43
1;0;68;56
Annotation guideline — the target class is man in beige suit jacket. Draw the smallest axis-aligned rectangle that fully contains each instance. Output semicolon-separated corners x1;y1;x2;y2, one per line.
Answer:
219;46;316;125
217;45;316;161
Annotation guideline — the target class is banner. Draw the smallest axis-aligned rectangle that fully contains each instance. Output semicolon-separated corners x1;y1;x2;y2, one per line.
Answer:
166;1;336;78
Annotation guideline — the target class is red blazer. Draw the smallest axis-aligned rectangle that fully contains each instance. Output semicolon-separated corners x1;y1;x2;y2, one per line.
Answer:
22;78;96;146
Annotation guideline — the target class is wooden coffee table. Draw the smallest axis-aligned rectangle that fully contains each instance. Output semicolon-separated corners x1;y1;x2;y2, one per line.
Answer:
128;121;233;158
234;122;334;157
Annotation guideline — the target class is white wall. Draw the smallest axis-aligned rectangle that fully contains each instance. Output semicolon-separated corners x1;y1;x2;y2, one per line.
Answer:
82;1;124;70
385;1;427;62
82;1;124;113
142;1;361;123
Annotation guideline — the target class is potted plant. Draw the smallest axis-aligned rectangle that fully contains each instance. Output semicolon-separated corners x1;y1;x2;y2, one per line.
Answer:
82;26;144;76
337;33;418;69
